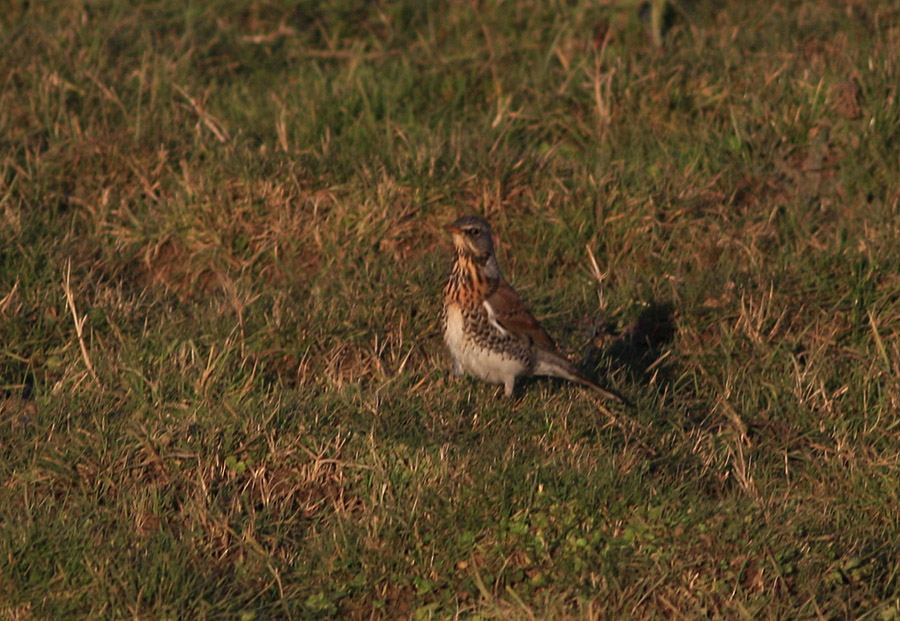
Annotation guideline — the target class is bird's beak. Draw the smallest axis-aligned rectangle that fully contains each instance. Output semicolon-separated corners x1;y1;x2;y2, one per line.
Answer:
444;222;462;235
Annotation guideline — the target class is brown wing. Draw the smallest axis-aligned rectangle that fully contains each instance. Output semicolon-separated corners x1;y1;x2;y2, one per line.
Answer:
485;280;558;350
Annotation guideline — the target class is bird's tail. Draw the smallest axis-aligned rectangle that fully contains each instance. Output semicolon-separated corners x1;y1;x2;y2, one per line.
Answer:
534;349;628;405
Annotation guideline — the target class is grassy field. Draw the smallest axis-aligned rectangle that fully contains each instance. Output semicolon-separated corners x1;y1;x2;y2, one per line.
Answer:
2;0;900;617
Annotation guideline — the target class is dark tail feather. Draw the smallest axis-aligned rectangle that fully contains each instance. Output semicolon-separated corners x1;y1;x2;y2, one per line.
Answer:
534;349;630;406
571;372;631;406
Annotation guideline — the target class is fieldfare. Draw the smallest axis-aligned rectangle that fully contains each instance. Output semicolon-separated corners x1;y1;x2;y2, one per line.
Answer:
442;215;625;403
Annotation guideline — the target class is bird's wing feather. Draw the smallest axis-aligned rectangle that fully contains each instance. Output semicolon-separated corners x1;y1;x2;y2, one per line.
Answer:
484;280;557;350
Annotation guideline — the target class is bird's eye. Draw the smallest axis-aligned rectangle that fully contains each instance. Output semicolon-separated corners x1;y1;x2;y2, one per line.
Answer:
465;228;479;237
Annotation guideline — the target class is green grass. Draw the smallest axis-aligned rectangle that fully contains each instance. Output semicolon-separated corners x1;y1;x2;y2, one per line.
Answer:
3;0;900;617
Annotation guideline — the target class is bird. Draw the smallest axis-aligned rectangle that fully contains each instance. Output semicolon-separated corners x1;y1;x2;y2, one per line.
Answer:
442;215;625;403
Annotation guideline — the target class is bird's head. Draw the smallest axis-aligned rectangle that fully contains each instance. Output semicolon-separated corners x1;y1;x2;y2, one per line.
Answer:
444;215;495;261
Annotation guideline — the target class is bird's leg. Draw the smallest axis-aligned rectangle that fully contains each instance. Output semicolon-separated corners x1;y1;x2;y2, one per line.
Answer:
452;360;463;376
503;378;516;398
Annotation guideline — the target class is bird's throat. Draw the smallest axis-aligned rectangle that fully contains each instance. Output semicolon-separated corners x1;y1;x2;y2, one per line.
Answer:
448;253;500;304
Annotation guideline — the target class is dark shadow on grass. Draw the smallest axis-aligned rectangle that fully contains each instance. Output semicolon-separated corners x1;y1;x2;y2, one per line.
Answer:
600;300;678;385
582;300;739;497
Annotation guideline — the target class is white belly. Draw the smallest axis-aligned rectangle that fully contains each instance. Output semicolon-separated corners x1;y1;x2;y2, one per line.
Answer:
444;305;527;386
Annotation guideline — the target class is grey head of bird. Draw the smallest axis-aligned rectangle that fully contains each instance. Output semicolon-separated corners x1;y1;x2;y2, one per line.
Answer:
444;215;496;261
